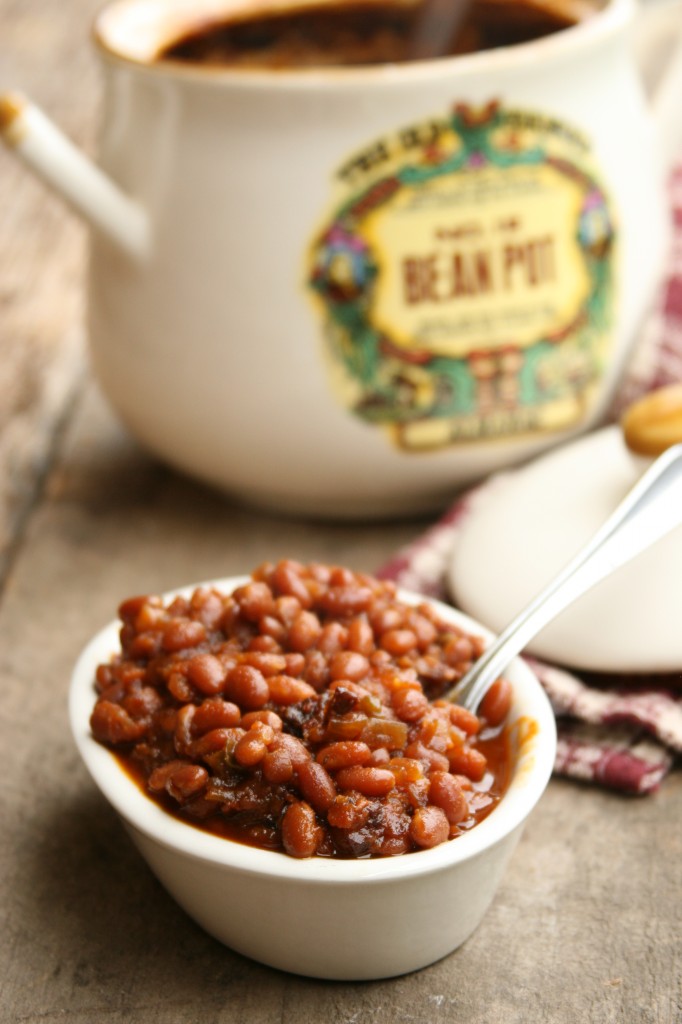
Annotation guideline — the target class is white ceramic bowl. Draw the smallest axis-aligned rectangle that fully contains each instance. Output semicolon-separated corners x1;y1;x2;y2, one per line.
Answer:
69;578;557;980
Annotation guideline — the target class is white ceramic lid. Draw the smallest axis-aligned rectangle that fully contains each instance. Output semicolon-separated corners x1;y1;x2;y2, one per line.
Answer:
447;424;682;672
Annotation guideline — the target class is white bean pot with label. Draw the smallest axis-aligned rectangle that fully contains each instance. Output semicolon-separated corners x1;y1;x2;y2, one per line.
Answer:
3;0;682;517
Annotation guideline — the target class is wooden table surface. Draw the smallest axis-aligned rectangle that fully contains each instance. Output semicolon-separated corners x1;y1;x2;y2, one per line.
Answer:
1;3;680;1022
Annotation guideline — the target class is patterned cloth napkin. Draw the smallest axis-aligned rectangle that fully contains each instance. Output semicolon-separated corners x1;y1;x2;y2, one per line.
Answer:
378;165;682;795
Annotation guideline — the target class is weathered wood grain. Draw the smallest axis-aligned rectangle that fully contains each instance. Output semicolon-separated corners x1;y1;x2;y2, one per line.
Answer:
0;0;103;578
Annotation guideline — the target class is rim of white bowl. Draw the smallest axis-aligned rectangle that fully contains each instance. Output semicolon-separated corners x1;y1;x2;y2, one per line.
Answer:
69;576;557;884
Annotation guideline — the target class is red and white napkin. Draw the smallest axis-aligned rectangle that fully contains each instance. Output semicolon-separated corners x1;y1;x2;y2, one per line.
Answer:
378;165;682;795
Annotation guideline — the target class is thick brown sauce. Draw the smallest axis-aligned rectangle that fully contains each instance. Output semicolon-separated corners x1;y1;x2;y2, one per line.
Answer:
116;721;513;856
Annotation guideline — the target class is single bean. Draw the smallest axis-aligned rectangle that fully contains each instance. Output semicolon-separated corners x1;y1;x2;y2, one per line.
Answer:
167;671;194;703
191;726;245;757
247;721;275;746
257;615;287;644
234;732;268;767
329;566;356;587
316;741;372;771
391;687;429;722
329;651;370;683
428;771;468;824
233;581;275;622
448;704;481;736
334;766;396;797
189;587;225;629
317;586;373;617
369;606;404;634
443;635;475;667
272;561;313;608
90;701;146;744
288;610;322;652
225;664;270;709
380;629;418;656
262;747;294;784
192;698;241;734
448;746;488;782
283;652;306;677
267;674;316;705
133;603;167;632
409;805;450;848
346;617;375;656
240;709;283;732
186;653;226;695
281;801;323;858
407;613;438;650
247;634;281;653
302;650;330;691
122;686;163;720
317;622;349;656
167;764;209;801
161;618;206;652
241;651;287;676
274;733;311;768
118;594;153;624
479;677;513;727
296;759;337;813
128;632;163;659
275;595;303;626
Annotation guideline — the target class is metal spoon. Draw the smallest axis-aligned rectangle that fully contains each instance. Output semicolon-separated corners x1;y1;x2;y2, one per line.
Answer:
446;442;682;711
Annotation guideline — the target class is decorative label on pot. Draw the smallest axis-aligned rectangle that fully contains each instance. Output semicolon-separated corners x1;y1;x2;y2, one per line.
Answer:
308;101;617;451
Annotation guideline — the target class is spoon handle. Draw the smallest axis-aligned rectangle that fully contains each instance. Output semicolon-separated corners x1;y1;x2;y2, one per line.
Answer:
448;442;682;711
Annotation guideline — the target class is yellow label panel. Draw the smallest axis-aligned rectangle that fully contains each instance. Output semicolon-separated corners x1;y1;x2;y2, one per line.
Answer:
309;103;617;450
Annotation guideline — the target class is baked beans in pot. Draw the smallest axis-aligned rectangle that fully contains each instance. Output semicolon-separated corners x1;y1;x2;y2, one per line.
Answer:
90;561;513;858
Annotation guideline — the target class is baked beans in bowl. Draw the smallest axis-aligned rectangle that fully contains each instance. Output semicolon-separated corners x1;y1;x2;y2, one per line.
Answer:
69;563;556;980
